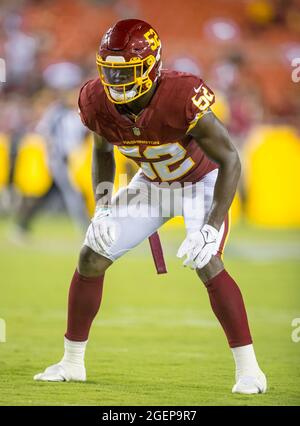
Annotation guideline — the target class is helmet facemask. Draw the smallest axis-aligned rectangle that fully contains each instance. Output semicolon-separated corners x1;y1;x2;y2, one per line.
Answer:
96;54;156;104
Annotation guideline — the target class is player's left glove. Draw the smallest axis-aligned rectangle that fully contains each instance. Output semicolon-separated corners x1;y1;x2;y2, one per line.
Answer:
177;224;219;270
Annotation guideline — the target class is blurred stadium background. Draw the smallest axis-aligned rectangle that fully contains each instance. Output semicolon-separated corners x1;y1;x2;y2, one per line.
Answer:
0;0;300;406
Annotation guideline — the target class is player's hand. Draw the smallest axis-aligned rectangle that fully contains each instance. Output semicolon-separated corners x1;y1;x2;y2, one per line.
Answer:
87;205;117;252
177;224;219;270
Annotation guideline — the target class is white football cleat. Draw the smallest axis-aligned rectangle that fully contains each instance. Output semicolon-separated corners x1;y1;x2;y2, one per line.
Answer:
232;371;267;394
33;361;86;382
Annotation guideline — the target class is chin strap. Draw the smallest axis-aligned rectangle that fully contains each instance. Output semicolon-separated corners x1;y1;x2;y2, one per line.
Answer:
148;232;167;274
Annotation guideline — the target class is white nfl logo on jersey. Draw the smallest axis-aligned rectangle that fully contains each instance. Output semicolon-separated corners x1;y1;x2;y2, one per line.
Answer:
133;127;141;136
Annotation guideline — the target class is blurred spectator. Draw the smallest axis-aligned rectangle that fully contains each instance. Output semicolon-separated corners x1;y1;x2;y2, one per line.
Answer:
211;52;263;143
4;14;39;89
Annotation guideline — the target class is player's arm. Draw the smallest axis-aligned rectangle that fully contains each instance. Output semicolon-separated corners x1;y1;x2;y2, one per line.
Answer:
92;133;115;206
188;111;241;230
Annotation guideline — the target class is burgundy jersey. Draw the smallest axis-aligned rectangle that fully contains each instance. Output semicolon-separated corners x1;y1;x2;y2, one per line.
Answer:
78;70;217;183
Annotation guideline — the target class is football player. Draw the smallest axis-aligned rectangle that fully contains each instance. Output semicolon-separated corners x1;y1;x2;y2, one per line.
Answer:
34;19;266;394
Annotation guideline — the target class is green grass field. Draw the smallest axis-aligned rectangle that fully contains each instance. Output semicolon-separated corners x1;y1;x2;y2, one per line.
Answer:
0;216;299;406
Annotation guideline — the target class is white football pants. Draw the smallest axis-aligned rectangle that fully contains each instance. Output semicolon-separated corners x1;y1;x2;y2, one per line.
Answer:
84;168;229;261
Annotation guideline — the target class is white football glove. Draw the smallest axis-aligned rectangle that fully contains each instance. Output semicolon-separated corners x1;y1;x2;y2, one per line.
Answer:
177;224;219;270
85;205;117;254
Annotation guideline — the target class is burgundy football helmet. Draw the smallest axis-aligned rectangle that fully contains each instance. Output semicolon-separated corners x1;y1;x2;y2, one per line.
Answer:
96;19;162;104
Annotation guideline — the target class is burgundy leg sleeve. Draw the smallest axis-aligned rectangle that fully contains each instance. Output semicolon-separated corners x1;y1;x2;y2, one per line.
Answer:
205;269;252;348
65;269;104;341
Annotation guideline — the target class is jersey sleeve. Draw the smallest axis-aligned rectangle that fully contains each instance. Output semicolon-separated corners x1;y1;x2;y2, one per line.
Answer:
78;81;92;129
77;80;101;134
185;79;215;134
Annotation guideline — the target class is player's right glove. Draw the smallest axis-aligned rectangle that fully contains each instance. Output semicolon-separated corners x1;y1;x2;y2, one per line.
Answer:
177;224;219;270
85;205;117;254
